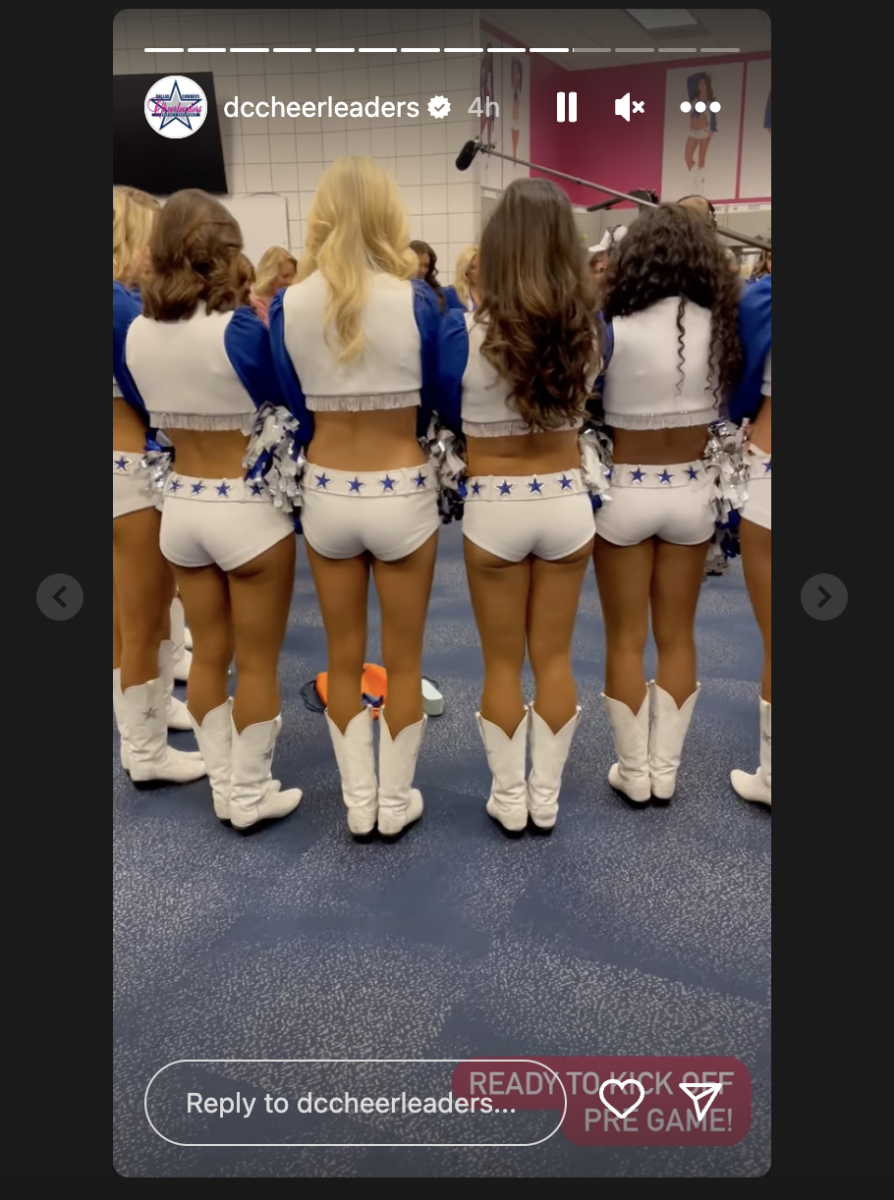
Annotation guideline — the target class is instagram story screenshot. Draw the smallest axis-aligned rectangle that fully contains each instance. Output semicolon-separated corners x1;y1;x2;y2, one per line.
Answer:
108;4;811;1187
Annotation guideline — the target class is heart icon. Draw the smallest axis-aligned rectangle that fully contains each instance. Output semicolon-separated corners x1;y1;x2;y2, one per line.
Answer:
599;1076;646;1119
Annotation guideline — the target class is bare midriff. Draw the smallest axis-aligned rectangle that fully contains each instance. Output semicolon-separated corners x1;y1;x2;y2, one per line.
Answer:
306;408;427;471
747;396;771;455
112;397;148;453
465;429;582;478
163;429;251;478
610;425;710;467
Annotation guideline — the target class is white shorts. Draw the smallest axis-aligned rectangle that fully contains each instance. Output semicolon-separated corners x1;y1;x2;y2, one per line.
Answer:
594;460;716;547
740;445;771;531
462;469;595;563
113;451;158;520
689;127;712;140
160;474;294;572
299;463;440;562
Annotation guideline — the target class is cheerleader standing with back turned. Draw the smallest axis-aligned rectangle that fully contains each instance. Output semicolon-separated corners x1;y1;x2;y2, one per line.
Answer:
112;187;205;786
114;190;301;830
440;179;602;833
270;157;450;839
591;204;744;804
729;274;771;805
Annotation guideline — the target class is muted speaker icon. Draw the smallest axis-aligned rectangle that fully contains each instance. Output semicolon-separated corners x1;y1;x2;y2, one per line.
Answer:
615;93;630;121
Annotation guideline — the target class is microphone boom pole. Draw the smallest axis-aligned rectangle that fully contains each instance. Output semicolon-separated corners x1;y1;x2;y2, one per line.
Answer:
468;141;770;251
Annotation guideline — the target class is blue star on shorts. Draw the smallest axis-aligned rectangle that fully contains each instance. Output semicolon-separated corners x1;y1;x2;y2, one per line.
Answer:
471;481;483;496
315;473;330;488
216;482;231;497
114;456;129;471
380;476;395;491
558;475;573;490
528;478;543;493
686;467;698;481
497;480;513;495
413;472;427;488
658;470;673;484
190;481;206;495
169;479;182;492
764;460;771;472
630;469;646;483
349;477;364;492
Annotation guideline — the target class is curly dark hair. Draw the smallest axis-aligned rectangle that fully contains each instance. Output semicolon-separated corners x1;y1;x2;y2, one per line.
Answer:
603;203;742;403
141;189;245;321
476;178;602;430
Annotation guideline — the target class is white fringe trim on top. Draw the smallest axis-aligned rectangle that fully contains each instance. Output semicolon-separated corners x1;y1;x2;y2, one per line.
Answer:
463;417;584;438
148;411;258;434
305;391;421;412
602;409;718;430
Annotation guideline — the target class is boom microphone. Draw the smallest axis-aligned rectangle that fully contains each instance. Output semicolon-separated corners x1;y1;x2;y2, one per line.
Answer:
455;140;481;172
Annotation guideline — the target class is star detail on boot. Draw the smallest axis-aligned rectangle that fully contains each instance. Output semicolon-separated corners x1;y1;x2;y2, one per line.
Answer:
263;746;275;760
143;707;158;720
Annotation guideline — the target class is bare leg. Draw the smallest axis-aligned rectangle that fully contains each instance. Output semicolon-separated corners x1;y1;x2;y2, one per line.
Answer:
305;544;370;734
172;564;232;726
113;507;176;689
464;539;530;735
527;540;593;732
739;518;771;701
371;531;438;737
592;535;654;710
650;539;711;706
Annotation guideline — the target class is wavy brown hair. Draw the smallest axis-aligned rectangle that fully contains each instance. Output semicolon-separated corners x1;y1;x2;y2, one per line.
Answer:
476;178;601;429
141;190;244;321
603;203;742;401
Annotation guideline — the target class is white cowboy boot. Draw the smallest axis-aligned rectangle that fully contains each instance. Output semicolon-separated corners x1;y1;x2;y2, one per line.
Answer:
477;709;529;833
377;712;426;837
158;639;192;731
122;677;207;785
731;699;771;805
113;668;131;772
602;691;651;803
326;707;378;836
229;713;302;829
189;699;234;820
648;681;700;801
526;706;581;830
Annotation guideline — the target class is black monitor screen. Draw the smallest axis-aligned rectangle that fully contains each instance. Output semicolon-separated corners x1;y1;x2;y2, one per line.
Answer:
113;72;227;196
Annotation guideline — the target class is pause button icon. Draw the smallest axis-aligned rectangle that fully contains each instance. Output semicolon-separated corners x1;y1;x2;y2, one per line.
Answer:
557;92;577;122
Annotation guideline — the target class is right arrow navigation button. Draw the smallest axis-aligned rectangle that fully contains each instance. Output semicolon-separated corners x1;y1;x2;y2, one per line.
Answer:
801;574;847;621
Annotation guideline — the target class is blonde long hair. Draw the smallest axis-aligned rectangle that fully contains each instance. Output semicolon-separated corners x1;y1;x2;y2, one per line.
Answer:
113;187;160;284
298;157;417;362
454;245;479;307
254;246;297;298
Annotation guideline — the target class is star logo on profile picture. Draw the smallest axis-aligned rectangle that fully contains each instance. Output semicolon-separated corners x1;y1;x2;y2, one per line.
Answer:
427;95;451;120
156;80;196;132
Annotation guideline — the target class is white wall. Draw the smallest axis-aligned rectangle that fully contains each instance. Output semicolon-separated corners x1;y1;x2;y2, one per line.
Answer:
113;9;483;283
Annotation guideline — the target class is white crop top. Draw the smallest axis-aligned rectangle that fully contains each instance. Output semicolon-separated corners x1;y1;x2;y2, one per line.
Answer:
123;308;258;431
460;315;592;437
280;271;422;412
763;349;771;396
602;297;719;429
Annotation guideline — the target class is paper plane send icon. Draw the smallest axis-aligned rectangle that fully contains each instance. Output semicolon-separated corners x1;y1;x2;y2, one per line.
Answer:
615;93;631;121
679;1081;724;1121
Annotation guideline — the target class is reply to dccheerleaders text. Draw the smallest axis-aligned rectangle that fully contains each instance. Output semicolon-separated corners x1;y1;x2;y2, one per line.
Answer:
187;1092;493;1118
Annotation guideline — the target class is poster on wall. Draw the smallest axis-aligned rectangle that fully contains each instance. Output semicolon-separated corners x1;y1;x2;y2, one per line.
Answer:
479;38;504;190
500;49;529;185
660;63;744;203
738;59;771;199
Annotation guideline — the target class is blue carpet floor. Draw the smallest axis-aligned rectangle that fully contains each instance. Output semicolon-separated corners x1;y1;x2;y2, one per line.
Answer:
113;522;770;1178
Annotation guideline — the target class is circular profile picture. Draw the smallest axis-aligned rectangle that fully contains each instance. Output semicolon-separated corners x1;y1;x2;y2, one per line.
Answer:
144;75;207;139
